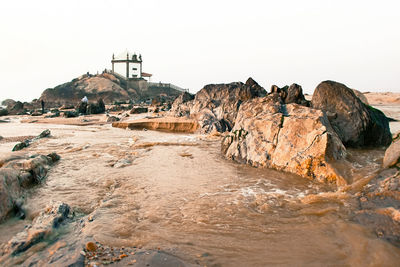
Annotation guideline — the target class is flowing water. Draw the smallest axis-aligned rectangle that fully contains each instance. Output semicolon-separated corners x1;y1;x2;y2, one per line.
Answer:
1;118;400;266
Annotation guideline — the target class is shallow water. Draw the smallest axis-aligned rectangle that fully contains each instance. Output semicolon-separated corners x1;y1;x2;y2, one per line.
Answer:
1;119;400;266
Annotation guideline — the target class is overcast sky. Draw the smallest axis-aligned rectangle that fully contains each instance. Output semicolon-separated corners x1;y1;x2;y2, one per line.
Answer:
0;0;399;102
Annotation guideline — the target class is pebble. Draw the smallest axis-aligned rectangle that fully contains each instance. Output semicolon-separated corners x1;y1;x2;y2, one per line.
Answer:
86;242;98;252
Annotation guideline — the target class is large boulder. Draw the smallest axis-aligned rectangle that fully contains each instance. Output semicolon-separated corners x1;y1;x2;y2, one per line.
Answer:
222;96;347;186
312;81;391;147
383;133;400;168
171;78;266;133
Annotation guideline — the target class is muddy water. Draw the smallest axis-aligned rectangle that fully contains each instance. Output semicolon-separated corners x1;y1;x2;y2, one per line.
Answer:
1;118;400;266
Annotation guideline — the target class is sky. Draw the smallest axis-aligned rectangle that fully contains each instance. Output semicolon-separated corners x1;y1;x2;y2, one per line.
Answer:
0;0;399;102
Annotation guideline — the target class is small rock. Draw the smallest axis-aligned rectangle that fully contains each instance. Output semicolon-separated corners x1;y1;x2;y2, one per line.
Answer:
86;242;98;252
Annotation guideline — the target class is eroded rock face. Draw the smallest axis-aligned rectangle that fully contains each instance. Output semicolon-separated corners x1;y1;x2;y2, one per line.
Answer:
312;81;391;147
222;96;347;186
170;91;195;117
0;153;60;221
171;78;266;133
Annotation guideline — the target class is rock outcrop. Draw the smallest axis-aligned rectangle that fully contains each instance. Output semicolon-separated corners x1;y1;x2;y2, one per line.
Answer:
270;83;309;106
12;129;51;151
40;74;130;107
170;91;195;117
170;78;266;133
312;81;391;147
221;96;347;186
0;153;60;221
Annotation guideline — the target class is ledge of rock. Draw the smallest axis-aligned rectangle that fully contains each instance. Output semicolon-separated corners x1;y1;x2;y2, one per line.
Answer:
112;117;199;133
222;96;348;186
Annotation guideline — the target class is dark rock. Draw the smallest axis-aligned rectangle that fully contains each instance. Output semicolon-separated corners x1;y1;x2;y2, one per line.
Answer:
106;116;120;123
87;98;106;114
311;80;391;147
0;109;8;116
38;129;51;138
8;101;25;115
130;107;148;114
5;202;71;256
64;111;79;118
0;154;58;221
47;152;61;163
12;140;30;151
76;102;87;114
269;84;309;106
1;99;16;108
12;130;50;151
285;83;309;106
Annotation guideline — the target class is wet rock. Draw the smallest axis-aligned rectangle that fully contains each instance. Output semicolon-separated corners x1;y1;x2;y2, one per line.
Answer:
355;169;400;246
3;202;71;256
12;140;30;151
171;78;266;133
222;96;347;186
311;80;391;147
383;133;400;168
0;153;60;221
106;115;120;123
31;111;42;116
12;129;51;151
64;110;79;118
130;107;148;114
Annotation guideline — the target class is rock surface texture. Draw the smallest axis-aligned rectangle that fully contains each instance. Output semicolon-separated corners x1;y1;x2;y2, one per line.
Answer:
355;168;400;247
221;96;347;186
0;153;60;221
312;81;391;147
170;78;266;133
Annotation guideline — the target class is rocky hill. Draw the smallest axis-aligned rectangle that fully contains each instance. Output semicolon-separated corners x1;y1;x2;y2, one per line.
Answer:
39;73;182;107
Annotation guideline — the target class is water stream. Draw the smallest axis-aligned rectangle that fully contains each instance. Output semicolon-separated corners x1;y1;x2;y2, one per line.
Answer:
1;120;400;266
